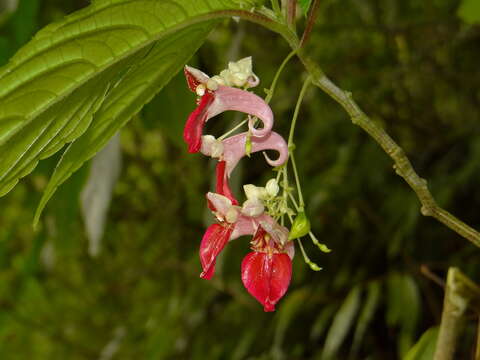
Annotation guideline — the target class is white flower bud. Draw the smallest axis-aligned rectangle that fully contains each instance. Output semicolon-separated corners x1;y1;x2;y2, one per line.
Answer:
265;178;279;197
206;79;218;91
233;75;246;87
241;199;264;217
243;184;267;200
228;61;241;73
196;84;206;96
225;207;239;223
236;57;253;74
211;75;226;86
219;70;233;86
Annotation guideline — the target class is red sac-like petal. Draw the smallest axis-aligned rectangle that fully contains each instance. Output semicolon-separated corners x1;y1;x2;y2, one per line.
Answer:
241;252;292;312
184;92;214;153
199;224;234;280
216;161;238;205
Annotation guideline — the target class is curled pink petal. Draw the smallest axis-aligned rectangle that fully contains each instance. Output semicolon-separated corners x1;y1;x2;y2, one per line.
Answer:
184;65;210;92
222;131;289;177
216;161;238;205
200;224;234;280
208;86;273;137
184;92;214;153
241;252;292;312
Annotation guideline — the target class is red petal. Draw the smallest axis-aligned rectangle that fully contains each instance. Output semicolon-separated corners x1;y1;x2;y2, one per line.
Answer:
184;66;202;92
199;224;234;280
184;92;214;153
241;252;292;312
215;161;238;205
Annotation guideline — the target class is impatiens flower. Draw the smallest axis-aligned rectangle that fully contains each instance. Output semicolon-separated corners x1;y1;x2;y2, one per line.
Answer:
201;191;294;287
183;64;273;153
241;223;294;312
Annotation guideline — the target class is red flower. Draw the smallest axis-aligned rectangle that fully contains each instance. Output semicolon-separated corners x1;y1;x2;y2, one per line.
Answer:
183;66;274;153
241;225;293;312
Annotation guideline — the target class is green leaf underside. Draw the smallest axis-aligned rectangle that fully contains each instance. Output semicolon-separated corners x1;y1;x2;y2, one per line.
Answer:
0;0;242;218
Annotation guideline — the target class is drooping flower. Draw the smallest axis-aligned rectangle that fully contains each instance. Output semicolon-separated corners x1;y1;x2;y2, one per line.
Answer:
183;62;273;153
200;192;294;287
241;222;294;312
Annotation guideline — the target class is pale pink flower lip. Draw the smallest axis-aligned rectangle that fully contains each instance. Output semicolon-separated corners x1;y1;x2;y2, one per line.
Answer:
183;66;274;153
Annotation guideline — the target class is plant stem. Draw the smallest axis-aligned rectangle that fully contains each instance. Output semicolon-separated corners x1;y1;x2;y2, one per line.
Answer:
219;118;248;140
287;76;311;145
265;49;298;104
271;0;281;15
434;268;480;360
296;52;480;248
300;0;320;47
286;0;297;28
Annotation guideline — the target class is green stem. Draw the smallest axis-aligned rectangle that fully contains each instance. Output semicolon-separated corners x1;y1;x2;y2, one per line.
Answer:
219;118;248;140
271;0;281;15
265;49;298;104
290;152;304;209
287;76;311;146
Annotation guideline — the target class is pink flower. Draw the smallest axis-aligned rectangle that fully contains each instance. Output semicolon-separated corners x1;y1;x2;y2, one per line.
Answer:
183;66;274;153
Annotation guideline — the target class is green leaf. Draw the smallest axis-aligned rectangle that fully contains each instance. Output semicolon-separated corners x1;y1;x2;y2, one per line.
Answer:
322;285;362;360
458;0;480;24
0;0;242;220
387;272;421;357
351;280;381;356
403;327;439;360
299;0;312;16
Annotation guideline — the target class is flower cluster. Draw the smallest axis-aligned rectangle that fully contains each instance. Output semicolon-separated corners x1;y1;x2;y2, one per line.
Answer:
183;57;293;311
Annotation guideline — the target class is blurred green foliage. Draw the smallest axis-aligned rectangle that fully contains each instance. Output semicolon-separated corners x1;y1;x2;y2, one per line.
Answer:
0;0;479;359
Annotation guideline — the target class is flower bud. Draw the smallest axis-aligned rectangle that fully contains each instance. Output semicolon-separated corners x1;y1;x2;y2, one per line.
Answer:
206;79;218;91
243;184;267;200
241;199;265;217
288;212;311;240
265;179;279;197
211;75;225;86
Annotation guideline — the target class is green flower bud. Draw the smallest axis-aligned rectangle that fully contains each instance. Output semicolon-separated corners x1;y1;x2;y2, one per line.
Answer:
288;211;311;240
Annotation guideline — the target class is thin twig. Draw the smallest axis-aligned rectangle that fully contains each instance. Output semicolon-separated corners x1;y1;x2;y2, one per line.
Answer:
287;0;297;28
300;0;320;47
294;51;480;248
